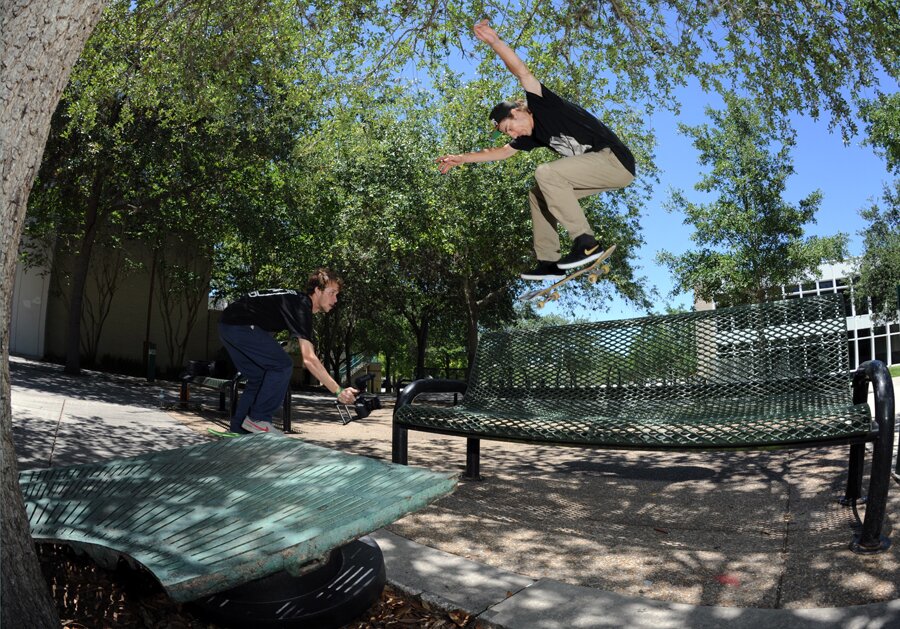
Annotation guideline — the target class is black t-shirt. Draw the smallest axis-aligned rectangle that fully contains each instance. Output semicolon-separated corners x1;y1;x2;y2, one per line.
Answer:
510;84;636;176
220;289;313;341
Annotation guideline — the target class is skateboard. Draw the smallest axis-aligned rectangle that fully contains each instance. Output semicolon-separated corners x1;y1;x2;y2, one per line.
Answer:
207;428;242;438
518;244;616;309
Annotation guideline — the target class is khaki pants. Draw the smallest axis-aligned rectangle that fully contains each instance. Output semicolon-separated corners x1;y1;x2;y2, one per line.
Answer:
528;148;634;261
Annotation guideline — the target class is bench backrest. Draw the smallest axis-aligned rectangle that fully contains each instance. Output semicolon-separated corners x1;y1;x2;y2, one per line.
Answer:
468;295;851;404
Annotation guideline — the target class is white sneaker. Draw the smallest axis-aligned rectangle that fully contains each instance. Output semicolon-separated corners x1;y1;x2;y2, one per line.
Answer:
241;418;279;434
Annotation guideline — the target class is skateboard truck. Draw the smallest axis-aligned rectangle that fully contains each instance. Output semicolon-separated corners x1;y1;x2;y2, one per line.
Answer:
335;374;382;425
518;244;616;308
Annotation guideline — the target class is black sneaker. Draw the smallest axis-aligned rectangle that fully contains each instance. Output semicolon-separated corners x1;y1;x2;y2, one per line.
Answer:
521;260;565;281
558;234;603;270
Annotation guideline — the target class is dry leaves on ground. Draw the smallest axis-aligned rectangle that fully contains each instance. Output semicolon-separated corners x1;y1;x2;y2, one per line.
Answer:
37;544;487;628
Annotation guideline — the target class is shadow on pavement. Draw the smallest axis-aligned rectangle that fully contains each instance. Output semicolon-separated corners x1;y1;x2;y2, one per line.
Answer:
10;358;900;613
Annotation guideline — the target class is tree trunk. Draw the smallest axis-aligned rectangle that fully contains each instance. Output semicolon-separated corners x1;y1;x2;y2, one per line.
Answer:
65;171;104;374
82;246;126;364
343;321;354;385
405;315;429;380
155;249;210;374
417;319;428;379
462;278;479;378
1;0;106;625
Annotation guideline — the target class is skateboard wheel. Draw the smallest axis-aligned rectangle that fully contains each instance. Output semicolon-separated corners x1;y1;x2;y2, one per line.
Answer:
550;292;560;301
537;301;547;309
601;265;610;274
588;274;598;283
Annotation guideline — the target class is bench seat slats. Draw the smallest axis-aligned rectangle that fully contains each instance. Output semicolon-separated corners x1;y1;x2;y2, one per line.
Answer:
20;435;457;601
396;394;872;449
186;376;234;390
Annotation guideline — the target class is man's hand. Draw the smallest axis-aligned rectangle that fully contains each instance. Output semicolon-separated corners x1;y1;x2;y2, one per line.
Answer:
436;146;517;171
435;154;463;174
473;19;499;46
337;387;358;405
472;18;540;95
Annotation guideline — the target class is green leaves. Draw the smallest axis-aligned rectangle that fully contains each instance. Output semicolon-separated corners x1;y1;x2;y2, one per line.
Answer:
26;0;897;371
861;92;900;174
855;92;900;323
856;180;900;324
659;95;848;305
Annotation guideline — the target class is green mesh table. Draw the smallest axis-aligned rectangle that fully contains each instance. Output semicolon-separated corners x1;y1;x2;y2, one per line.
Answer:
393;295;895;553
21;434;457;601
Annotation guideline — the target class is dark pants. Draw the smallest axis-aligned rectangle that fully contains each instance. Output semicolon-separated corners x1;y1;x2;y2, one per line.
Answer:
219;323;293;432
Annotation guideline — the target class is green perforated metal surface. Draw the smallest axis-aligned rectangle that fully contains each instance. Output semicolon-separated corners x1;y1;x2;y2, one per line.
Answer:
188;376;233;390
20;435;457;601
396;295;873;448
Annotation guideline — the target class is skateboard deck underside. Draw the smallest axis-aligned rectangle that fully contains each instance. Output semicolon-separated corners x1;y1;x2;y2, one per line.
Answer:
518;244;616;306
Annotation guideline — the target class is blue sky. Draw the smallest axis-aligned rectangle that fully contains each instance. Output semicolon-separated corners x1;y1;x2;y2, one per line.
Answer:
594;89;885;315
423;28;896;323
604;91;894;320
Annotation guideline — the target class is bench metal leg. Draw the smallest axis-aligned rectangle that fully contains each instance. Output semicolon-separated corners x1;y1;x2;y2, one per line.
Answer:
844;443;864;503
229;379;240;419
849;361;894;554
852;428;893;553
218;390;227;413
283;390;292;433
465;438;481;481
392;425;408;465
179;381;189;408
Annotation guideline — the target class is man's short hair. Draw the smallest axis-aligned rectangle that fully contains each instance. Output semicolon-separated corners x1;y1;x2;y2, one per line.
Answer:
307;267;344;294
489;99;527;127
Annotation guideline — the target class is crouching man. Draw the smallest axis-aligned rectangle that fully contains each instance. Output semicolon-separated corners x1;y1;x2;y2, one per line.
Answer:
219;268;358;433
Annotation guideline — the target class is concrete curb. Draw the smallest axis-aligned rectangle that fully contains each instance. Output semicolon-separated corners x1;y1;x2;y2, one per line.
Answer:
374;529;900;629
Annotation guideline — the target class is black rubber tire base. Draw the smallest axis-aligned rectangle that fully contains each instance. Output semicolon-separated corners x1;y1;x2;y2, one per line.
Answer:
189;536;386;628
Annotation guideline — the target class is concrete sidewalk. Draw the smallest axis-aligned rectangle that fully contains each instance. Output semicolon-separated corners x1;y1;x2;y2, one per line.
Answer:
10;356;900;628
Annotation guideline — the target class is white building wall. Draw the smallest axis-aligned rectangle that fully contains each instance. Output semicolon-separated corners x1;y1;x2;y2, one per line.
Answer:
780;262;898;370
702;261;900;369
10;238;218;376
10;255;52;358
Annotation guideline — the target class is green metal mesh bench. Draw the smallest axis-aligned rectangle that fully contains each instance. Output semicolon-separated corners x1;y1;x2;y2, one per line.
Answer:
392;295;895;553
21;434;457;602
179;373;241;415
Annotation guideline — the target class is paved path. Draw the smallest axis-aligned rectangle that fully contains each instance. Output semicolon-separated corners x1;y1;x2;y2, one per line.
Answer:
10;356;900;628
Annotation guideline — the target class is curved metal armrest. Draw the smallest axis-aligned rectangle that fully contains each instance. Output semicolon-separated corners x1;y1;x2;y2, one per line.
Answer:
395;379;468;414
852;360;895;470
852;360;895;422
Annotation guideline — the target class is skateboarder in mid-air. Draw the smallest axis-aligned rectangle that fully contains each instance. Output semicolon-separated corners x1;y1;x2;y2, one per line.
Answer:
436;19;636;281
219;268;358;434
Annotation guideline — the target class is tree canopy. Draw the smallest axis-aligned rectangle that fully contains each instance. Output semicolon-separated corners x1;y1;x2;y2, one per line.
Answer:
657;94;849;305
22;0;900;373
855;181;900;324
861;92;900;175
856;93;900;323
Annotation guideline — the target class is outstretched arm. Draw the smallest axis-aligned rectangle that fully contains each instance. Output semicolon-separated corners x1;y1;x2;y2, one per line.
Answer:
298;338;358;404
435;144;517;174
473;19;541;95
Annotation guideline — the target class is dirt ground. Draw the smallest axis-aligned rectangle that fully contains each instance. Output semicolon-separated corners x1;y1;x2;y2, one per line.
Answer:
38;543;483;629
